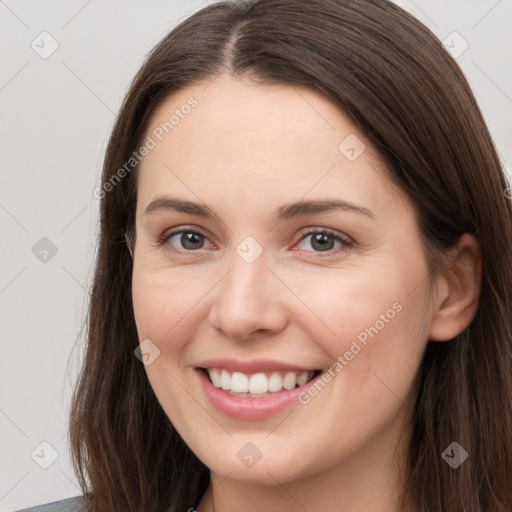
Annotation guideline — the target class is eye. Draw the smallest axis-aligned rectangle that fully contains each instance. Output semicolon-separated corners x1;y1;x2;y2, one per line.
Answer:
158;227;352;255
295;228;353;253
159;228;215;252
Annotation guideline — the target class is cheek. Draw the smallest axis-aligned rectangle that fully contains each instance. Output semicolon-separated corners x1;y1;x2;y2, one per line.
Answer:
284;270;428;467
132;275;172;348
283;265;408;354
131;268;210;432
131;265;212;348
286;262;429;396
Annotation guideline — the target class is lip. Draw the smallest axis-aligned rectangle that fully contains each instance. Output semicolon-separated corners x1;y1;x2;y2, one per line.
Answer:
196;358;318;375
195;367;323;420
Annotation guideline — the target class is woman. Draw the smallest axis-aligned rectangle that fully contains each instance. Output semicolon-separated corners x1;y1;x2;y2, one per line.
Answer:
19;0;512;511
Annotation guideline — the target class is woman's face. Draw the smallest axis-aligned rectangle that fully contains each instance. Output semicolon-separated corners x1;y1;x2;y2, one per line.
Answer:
132;75;435;485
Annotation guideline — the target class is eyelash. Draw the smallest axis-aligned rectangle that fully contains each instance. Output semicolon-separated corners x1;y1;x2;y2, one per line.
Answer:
158;227;353;255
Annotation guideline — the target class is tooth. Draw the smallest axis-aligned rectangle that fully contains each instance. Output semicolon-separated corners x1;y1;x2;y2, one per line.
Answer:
282;372;297;390
209;368;221;388
231;372;249;393
209;368;317;394
220;369;231;390
296;371;310;387
268;372;283;392
249;373;268;394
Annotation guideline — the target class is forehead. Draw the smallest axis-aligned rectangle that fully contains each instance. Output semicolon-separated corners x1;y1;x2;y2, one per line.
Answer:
137;75;406;218
144;75;353;160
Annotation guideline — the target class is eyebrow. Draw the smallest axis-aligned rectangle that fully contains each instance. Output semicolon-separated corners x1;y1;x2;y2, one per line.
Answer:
143;196;375;221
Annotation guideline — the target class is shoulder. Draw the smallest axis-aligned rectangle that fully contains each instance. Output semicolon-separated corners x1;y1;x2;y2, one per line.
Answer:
15;495;84;512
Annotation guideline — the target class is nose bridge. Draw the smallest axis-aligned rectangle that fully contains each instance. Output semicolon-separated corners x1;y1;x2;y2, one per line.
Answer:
221;243;272;310
208;240;288;339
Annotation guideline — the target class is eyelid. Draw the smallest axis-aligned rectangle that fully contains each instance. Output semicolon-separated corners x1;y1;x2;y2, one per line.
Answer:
159;226;353;254
159;226;217;250
296;227;352;246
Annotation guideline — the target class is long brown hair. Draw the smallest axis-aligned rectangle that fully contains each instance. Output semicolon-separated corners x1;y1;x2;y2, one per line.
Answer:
69;1;512;510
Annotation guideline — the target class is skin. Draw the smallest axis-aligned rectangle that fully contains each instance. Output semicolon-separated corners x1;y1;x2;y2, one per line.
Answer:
131;75;482;512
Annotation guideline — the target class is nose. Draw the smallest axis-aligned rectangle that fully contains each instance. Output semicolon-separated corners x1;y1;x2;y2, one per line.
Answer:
207;249;289;341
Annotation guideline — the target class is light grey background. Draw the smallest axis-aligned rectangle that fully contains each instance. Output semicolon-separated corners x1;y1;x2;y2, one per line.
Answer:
0;1;510;510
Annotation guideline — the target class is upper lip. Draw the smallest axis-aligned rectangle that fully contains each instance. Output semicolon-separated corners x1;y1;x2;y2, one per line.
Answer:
195;358;320;374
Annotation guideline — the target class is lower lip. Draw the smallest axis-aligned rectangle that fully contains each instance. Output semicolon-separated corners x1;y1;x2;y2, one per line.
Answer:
196;368;322;420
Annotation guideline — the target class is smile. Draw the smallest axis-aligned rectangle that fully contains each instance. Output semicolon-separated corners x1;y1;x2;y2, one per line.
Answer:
195;363;323;420
202;368;321;397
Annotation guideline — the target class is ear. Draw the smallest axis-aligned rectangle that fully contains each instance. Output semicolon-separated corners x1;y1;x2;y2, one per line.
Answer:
428;233;482;342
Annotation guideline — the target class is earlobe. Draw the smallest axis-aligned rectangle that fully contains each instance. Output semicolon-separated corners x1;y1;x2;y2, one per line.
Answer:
428;233;482;342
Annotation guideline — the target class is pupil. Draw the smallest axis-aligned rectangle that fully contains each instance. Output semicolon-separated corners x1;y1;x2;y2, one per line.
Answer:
312;233;334;252
182;232;203;250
